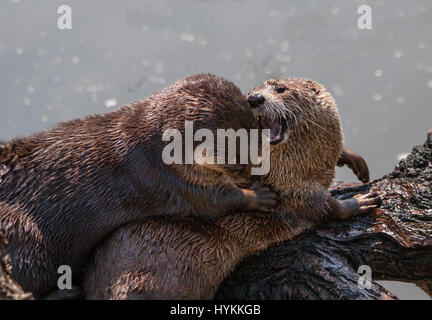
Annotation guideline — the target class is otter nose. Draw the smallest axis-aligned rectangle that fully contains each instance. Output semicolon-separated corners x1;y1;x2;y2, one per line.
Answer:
247;94;265;108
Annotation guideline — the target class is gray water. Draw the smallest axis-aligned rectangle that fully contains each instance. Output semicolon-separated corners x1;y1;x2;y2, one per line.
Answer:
0;0;431;299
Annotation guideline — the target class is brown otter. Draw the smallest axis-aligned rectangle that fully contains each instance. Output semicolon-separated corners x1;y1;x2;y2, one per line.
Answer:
0;74;279;297
83;78;381;299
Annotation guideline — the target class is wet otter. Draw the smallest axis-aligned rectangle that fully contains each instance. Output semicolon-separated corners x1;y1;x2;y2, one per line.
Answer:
84;78;381;299
0;74;278;297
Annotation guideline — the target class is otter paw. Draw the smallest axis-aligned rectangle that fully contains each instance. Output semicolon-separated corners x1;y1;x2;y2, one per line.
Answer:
242;186;278;213
336;191;382;220
337;147;370;184
353;191;383;215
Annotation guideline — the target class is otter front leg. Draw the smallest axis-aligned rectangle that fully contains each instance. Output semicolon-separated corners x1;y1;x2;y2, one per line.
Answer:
199;163;277;214
240;185;278;213
187;182;277;218
210;184;277;215
329;192;382;220
337;145;370;183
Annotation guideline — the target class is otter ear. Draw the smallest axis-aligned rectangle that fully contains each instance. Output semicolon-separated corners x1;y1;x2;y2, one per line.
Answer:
309;87;320;100
265;79;278;86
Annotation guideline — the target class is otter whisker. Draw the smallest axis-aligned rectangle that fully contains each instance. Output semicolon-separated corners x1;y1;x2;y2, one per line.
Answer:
304;117;332;136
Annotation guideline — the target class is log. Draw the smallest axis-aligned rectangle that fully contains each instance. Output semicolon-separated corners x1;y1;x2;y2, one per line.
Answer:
216;131;432;300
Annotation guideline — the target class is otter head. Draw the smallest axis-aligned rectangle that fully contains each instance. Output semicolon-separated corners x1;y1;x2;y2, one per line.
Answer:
247;78;343;191
247;78;341;147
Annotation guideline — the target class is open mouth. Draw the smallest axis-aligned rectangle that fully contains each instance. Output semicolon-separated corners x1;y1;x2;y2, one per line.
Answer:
258;116;288;145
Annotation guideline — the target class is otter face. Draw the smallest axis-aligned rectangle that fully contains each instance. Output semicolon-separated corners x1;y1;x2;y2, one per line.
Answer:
247;78;332;145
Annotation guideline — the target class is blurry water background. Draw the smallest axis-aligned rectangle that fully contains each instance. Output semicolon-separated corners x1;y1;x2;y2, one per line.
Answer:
0;0;431;299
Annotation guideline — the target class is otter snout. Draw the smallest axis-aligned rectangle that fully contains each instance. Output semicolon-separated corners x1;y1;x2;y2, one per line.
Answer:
247;94;265;108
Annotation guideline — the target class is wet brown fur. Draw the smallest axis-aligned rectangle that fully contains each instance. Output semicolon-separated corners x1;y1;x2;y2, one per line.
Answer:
0;74;270;296
84;78;347;299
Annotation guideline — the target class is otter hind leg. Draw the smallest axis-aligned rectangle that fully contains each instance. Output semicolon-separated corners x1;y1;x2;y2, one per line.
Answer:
84;219;238;300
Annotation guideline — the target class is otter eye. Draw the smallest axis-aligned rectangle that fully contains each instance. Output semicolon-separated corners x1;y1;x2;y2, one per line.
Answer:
276;87;286;93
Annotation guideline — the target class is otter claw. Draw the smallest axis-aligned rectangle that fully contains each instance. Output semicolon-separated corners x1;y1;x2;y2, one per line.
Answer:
353;192;383;214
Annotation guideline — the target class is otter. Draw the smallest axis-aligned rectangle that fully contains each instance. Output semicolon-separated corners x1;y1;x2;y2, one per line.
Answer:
0;74;279;297
83;78;381;299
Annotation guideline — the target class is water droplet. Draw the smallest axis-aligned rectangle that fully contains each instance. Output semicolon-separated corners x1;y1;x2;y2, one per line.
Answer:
275;54;291;63
418;5;427;13
397;153;409;161
332;85;345;97
269;9;278;18
36;48;46;56
105;52;115;59
72;56;80;64
372;93;383;101
331;6;340;15
223;52;232;61
198;36;208;46
267;37;276;45
16;46;23;55
86;84;104;93
360;50;369;58
105;99;117;108
417;41;426;49
280;40;290;52
374;69;383;77
393;50;403;58
52;75;63;83
427;80;432;88
154;62;164;74
27;85;35;93
397;10;406;17
41;114;49;122
396;96;405;104
23;98;31;106
180;33;195;42
149;75;165;85
386;32;395;40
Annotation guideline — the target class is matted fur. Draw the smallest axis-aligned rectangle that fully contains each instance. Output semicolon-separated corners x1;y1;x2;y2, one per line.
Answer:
0;74;266;296
84;78;345;299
